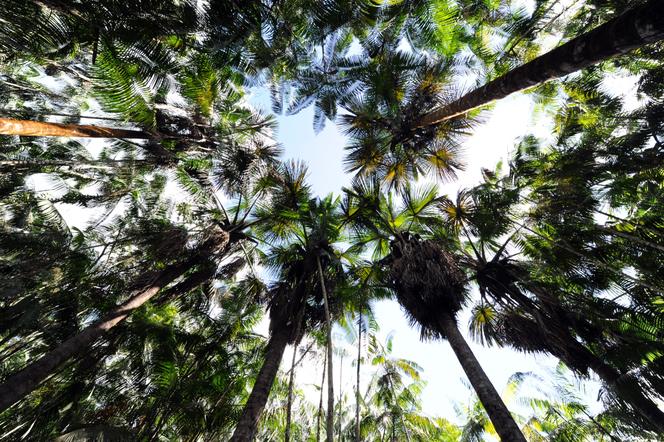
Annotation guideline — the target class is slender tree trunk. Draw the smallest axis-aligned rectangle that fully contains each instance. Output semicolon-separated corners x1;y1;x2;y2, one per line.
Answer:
586;355;664;433
316;257;335;442
438;315;526;442
565;325;664;431
316;350;327;442
337;353;343;441
285;343;298;442
597;225;664;253
0;118;150;139
510;282;664;433
355;312;362;442
230;326;290;442
0;256;200;412
419;0;664;127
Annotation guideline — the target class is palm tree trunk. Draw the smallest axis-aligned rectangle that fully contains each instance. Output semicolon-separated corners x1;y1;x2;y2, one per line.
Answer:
337;353;343;440
0;256;200;412
0;117;150;139
285;343;298;442
437;315;526;442
316;256;335;442
316;350;327;442
355;312;362;442
419;0;664;127
230;326;290;442
586;355;664;432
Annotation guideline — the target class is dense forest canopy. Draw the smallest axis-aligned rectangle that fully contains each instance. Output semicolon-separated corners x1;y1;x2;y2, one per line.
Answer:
0;0;663;440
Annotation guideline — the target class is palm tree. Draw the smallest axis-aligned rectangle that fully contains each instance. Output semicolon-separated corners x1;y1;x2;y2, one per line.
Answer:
339;45;470;189
317;254;336;442
386;233;526;442
0;114;280;413
445;172;664;432
336;263;390;442
0;266;267;439
418;0;664;127
230;167;351;441
343;180;526;441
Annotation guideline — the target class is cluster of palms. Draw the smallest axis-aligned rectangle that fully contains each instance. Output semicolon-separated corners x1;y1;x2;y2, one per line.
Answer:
0;0;663;440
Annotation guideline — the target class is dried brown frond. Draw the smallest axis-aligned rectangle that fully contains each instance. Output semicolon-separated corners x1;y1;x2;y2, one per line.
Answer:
384;233;466;339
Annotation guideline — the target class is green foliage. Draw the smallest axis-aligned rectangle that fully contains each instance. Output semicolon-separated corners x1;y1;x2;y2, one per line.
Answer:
1;0;664;440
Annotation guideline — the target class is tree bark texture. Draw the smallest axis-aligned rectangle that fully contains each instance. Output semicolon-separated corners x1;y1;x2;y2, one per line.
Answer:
419;0;664;127
230;327;290;442
0;118;150;139
438;315;526;442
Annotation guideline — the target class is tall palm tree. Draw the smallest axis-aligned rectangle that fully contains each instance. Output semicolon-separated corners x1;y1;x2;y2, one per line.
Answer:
343;180;526;441
0;261;267;439
444;171;664;432
230;167;351;441
339;45;470;189
418;0;664;127
0;115;280;413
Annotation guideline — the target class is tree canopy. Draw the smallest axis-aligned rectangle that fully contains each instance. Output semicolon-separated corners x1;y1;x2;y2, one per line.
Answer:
1;0;663;440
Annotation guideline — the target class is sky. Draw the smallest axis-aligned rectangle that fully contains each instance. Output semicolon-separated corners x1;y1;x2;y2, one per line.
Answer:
246;85;606;425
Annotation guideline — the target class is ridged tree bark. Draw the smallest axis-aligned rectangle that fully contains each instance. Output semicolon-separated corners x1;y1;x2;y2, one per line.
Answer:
419;0;664;127
0;118;150;139
230;326;290;442
316;256;334;442
438;315;526;442
0;255;203;412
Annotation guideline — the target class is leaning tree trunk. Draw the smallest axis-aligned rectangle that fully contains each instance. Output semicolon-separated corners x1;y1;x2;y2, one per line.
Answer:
559;334;664;432
523;289;664;432
438;315;526;442
230;326;291;442
285;343;299;442
0;118;150;139
337;353;343;440
590;358;664;433
355;311;362;442
0;256;202;412
316;349;327;442
419;0;664;127
316;256;335;442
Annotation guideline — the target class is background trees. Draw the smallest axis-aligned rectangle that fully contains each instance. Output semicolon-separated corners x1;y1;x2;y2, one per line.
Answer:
1;0;663;440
